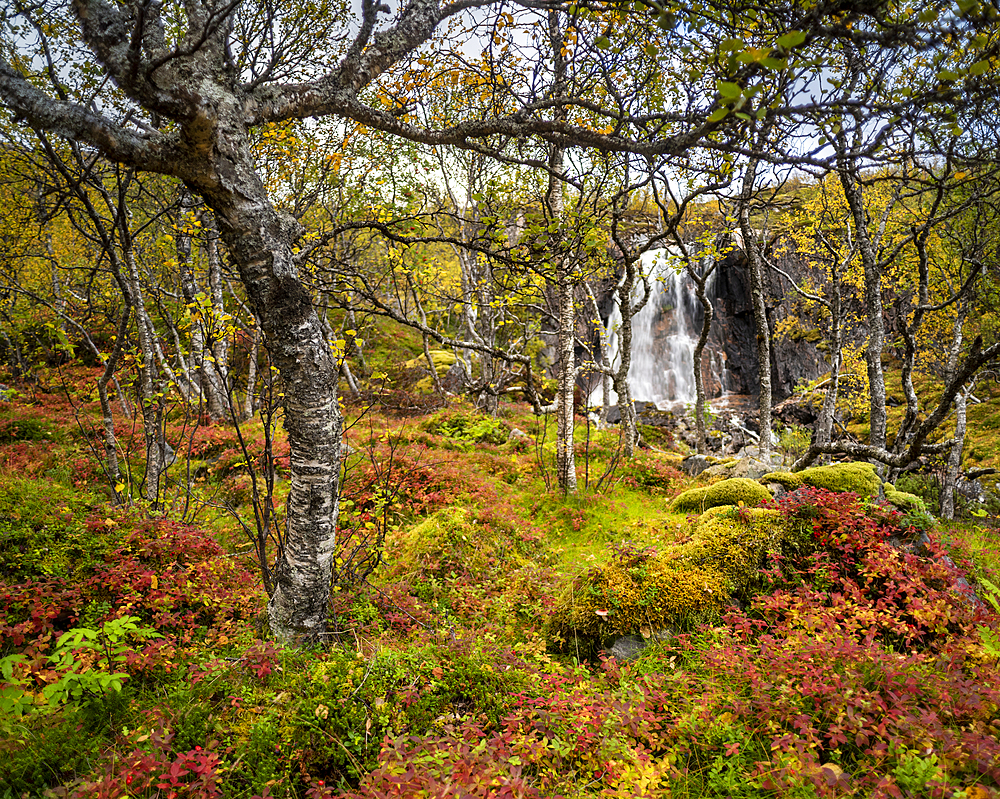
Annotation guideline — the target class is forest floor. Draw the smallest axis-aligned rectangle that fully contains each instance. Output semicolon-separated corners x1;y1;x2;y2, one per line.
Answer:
2;363;1000;799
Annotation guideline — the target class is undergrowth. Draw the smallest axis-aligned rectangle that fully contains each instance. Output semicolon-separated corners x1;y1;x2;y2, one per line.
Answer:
1;372;999;798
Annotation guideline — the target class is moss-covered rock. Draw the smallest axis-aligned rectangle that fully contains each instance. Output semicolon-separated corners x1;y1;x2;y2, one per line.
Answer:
884;488;923;512
703;478;773;509
548;507;815;655
670;507;796;596
548;545;726;651
669;485;711;513
797;462;881;498
759;471;804;490
670;478;771;513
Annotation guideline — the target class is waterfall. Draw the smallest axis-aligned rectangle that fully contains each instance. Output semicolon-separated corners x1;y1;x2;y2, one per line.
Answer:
592;248;725;410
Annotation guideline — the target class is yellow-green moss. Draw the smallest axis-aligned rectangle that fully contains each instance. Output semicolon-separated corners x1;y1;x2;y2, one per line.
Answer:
548;554;726;644
403;349;457;375
670;478;771;513
671;508;789;595
759;471;804;490
390;507;530;580
797;462;881;498
884;489;925;513
703;478;773;509
670;486;711;513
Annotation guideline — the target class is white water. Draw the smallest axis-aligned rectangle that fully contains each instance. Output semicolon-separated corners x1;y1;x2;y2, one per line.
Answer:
591;248;722;410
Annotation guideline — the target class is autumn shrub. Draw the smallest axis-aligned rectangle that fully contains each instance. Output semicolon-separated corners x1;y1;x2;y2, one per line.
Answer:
1;512;258;661
220;641;529;795
624;450;685;493
337;657;681;799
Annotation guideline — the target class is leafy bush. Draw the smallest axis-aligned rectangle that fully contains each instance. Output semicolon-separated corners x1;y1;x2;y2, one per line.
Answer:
424;411;508;449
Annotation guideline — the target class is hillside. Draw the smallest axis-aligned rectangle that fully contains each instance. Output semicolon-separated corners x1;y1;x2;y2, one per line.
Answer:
2;363;1000;798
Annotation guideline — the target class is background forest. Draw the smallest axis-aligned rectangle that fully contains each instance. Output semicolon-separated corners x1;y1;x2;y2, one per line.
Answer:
2;0;1000;797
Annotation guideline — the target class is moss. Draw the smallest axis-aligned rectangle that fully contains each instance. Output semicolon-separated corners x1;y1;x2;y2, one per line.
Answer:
548;546;726;649
390;507;532;583
403;349;457;375
671;478;771;514
789;327;823;344
548;506;811;655
672;508;790;596
670;486;711;513
758;471;804;490
703;478;773;509
884;489;924;512
797;462;881;498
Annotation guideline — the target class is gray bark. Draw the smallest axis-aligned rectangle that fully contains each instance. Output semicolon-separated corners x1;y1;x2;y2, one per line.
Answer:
738;152;773;458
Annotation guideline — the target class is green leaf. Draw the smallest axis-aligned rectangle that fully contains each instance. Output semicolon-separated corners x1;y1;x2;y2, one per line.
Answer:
717;81;742;99
937;69;962;81
969;60;991;76
776;30;807;49
595;34;611;49
760;57;786;70
645;42;658;57
707;107;730;122
719;37;744;53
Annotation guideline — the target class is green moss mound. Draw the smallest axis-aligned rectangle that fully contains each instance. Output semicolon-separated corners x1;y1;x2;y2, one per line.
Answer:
548;545;726;648
670;486;710;513
797;462;881;498
704;478;772;509
759;471;804;490
884;488;924;512
671;508;800;596
671;478;771;513
389;507;535;582
549;507;816;653
423;411;508;447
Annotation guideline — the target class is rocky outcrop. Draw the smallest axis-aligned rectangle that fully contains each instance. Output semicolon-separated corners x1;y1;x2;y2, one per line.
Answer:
711;246;827;402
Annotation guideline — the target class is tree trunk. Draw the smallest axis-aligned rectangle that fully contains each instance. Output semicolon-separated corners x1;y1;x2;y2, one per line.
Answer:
940;385;968;521
838;156;887;450
190;116;342;644
738;162;773;459
203;215;230;421
555;270;578;492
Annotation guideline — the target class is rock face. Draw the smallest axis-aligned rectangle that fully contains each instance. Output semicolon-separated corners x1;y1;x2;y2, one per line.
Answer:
711;247;827;403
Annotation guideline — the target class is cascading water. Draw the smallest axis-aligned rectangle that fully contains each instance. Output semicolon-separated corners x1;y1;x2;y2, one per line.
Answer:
592;248;726;410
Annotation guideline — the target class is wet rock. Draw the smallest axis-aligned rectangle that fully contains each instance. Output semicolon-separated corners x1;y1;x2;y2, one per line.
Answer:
609;634;647;662
681;454;712;476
